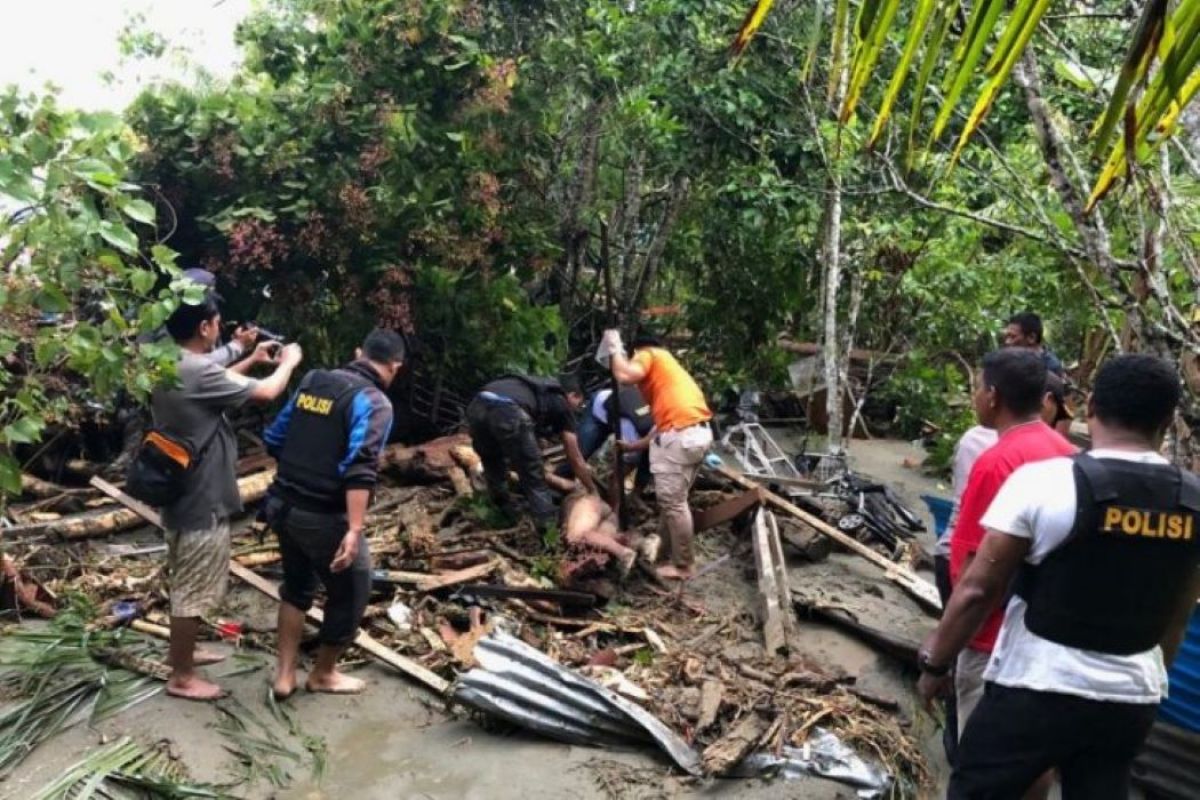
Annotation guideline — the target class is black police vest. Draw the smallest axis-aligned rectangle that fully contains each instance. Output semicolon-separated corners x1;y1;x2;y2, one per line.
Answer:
611;386;653;437
274;367;375;512
1016;453;1200;655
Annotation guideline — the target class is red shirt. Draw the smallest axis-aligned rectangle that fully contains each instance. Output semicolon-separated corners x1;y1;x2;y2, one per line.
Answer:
949;420;1075;652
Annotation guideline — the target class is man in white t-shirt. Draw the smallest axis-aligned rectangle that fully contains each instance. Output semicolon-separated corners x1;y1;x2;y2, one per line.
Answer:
916;354;1200;799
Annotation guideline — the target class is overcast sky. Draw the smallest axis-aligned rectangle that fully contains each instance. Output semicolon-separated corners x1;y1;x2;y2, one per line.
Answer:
1;0;254;112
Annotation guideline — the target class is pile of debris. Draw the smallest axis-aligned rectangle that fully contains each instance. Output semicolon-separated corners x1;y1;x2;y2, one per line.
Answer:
0;430;940;796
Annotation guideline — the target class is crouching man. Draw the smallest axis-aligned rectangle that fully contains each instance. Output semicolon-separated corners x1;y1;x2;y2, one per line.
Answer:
262;329;406;698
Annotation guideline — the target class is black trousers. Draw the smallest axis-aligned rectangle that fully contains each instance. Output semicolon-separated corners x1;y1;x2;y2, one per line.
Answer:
466;397;556;528
275;506;371;647
951;682;1157;800
934;554;959;767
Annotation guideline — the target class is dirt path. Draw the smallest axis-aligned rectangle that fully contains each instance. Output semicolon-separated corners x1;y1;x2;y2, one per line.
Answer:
2;437;949;799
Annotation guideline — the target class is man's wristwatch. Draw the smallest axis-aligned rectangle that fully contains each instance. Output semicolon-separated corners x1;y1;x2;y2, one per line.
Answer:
918;649;951;677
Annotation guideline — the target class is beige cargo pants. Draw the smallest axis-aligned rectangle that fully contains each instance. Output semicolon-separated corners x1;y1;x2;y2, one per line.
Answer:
650;424;713;568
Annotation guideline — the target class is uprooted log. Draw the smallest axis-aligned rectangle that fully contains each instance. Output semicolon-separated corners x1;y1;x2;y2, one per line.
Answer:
382;433;474;484
714;465;942;613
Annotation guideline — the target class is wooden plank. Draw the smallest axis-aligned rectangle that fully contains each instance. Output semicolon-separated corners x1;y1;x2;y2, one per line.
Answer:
714;465;942;612
693;488;763;533
751;508;787;656
230;562;450;695
372;560;498;592
90;477;160;524
87;477;450;696
765;511;799;645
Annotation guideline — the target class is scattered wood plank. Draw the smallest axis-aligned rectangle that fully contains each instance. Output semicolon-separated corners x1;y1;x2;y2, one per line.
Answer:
701;711;771;776
696;680;724;735
765;511;799;646
792;595;922;665
231;562;450;695
714;465;942;612
751;508;789;657
693;488;763;533
371;560;498;592
83;475;451;696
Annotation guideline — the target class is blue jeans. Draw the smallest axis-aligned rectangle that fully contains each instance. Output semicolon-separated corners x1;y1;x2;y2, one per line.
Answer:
558;411;650;488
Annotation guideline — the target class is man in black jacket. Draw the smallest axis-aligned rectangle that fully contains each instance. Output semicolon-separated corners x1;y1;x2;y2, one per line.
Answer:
262;329;406;698
467;374;596;530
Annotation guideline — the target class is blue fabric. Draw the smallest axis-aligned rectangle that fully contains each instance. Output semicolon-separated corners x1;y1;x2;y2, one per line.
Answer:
264;392;298;457
337;390;374;477
575;408;607;461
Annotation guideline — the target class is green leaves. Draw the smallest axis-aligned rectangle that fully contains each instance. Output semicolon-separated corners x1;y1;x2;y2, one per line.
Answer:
120;198;156;225
98;220;139;253
0;87;181;499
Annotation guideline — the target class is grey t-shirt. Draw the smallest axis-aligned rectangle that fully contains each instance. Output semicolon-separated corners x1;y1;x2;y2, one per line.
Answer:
151;351;257;531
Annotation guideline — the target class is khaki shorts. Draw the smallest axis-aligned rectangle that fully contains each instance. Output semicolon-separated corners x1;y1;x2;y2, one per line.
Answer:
165;517;231;618
956;648;991;740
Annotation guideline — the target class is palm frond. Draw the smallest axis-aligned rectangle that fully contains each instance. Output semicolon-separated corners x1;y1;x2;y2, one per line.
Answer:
31;736;225;800
949;0;1052;166
0;608;164;774
841;0;902;123
930;0;1004;144
730;0;775;59
868;0;936;148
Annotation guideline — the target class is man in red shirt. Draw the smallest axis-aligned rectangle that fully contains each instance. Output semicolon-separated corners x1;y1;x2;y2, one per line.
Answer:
940;349;1075;740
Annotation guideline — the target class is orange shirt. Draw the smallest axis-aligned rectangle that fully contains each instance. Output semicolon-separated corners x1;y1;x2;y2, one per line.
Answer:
631;348;712;431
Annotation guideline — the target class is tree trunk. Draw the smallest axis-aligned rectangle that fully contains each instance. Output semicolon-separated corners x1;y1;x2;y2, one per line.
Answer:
820;10;851;454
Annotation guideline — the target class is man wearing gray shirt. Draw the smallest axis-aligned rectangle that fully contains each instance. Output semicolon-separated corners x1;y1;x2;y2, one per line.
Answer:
153;294;302;701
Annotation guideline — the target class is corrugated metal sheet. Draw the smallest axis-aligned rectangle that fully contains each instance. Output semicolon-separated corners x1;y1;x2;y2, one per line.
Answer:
451;631;703;776
1160;605;1200;733
1131;720;1200;800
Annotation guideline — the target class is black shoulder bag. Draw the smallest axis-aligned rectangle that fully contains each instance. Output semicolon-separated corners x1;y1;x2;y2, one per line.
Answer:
125;419;223;508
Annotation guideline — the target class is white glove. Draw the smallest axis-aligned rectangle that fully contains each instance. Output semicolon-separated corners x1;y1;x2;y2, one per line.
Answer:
596;328;625;366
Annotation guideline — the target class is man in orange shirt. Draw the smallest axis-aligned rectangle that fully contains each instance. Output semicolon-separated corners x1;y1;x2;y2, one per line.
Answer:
603;331;713;580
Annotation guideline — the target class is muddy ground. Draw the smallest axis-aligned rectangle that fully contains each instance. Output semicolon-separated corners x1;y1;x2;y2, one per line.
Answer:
0;435;949;800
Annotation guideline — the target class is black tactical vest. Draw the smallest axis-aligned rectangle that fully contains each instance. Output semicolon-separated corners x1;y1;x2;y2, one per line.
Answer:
1017;453;1200;655
274;366;378;512
610;386;653;437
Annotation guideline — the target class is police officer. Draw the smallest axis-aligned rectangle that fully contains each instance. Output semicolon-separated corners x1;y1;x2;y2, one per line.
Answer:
466;373;597;530
262;329;406;699
917;354;1200;799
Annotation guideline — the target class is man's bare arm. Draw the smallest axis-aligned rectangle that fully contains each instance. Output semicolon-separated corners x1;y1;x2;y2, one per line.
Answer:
920;530;1031;666
561;431;597;494
610;351;647;385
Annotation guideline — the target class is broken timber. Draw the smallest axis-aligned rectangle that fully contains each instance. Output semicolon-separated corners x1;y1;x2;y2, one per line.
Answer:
88;479;450;696
751;508;798;656
714;465;942;612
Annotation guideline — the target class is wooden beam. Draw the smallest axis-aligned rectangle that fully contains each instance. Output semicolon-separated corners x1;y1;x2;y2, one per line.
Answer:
230;562;450;695
87;476;450;696
693;488;764;533
751;509;788;656
714;465;942;612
